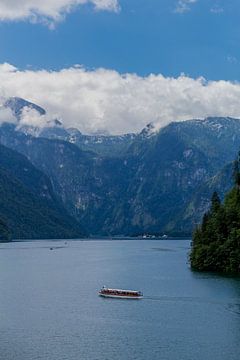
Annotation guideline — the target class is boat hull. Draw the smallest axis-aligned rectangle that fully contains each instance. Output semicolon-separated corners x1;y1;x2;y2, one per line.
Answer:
99;293;143;299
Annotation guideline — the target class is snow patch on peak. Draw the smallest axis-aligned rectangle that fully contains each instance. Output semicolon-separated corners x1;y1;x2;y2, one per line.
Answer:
201;116;240;132
140;122;161;138
4;97;46;120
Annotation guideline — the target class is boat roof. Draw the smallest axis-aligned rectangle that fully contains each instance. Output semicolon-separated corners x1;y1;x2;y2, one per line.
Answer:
102;288;140;293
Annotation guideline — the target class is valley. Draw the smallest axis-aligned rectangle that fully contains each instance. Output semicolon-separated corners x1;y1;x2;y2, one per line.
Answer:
0;97;239;239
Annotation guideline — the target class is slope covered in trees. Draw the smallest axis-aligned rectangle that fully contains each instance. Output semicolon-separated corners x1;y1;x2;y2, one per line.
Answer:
0;217;11;242
190;153;240;275
0;144;85;240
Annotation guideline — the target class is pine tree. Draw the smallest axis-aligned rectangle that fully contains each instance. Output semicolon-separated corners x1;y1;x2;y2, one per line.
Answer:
0;217;11;242
190;151;240;275
233;151;240;187
210;191;221;213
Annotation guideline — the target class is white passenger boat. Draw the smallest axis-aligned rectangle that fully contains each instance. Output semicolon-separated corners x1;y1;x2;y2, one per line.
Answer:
98;286;143;299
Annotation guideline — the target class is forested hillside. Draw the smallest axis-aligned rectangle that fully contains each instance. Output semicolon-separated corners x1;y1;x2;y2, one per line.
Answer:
0;217;11;242
0;144;85;240
191;153;240;275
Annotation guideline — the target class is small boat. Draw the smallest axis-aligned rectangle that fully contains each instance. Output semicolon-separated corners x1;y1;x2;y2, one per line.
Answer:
98;286;143;299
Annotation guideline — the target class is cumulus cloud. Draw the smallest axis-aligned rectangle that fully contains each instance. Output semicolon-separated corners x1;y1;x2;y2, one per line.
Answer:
175;0;198;13
0;0;120;27
1;63;240;134
18;107;52;128
0;106;16;125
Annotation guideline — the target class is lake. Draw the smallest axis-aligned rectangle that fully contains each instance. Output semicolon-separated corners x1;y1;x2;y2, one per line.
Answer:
0;239;240;360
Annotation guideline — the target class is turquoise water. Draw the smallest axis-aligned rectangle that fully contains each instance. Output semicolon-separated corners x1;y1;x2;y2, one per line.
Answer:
0;239;240;360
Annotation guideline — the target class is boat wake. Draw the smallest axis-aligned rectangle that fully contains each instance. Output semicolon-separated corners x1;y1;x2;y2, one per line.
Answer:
143;295;203;302
143;296;240;312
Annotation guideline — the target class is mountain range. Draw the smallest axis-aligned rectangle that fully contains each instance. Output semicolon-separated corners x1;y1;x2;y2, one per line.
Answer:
0;140;85;239
0;97;239;239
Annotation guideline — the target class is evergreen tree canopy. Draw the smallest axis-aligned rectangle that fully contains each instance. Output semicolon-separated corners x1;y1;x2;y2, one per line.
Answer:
0;217;11;242
190;153;240;275
233;151;240;187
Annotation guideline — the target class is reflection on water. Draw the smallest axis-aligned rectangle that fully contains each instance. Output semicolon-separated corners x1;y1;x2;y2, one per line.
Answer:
0;239;240;360
152;247;176;252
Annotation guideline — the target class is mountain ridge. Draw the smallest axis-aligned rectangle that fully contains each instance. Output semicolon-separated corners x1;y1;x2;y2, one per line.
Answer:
0;143;86;240
1;97;240;236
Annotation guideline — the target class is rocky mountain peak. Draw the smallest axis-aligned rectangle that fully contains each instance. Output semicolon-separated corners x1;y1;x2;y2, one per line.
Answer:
4;97;46;120
139;122;158;138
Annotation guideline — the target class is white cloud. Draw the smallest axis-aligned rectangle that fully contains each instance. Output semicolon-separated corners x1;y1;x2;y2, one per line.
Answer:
175;0;198;13
18;106;51;128
1;63;240;135
0;106;16;125
210;5;224;14
92;0;120;12
227;55;238;64
0;0;120;27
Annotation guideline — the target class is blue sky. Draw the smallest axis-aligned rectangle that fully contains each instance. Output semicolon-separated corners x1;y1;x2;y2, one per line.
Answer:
1;0;240;135
0;0;239;80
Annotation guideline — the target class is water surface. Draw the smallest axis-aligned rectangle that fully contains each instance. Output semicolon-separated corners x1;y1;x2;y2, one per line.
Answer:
0;239;240;360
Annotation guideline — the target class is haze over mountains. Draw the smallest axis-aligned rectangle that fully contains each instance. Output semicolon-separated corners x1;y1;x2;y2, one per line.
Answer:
0;97;239;239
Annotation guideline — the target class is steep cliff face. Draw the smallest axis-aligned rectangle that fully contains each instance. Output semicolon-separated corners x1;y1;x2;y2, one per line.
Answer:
0;144;85;239
116;117;240;235
179;162;234;233
0;131;130;235
1;100;240;236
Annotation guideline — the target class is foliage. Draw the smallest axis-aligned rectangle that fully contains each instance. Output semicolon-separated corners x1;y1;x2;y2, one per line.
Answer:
0;217;11;242
190;154;240;275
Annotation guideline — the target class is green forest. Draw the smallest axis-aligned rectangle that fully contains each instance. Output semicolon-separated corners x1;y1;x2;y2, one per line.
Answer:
0;217;11;242
191;153;240;275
